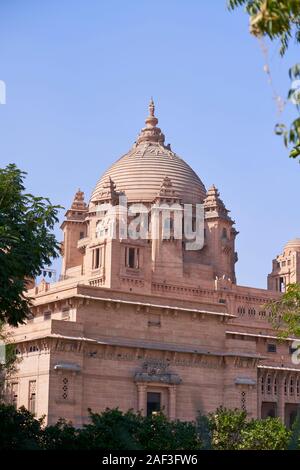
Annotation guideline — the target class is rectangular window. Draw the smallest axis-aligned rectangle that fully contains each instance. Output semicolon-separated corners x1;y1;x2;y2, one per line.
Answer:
128;247;135;268
125;247;139;269
147;392;161;417
92;247;103;269
79;231;85;240
279;277;285;293
43;311;51;321
148;314;161;327
267;343;277;353
95;248;100;268
28;380;37;415
11;382;18;408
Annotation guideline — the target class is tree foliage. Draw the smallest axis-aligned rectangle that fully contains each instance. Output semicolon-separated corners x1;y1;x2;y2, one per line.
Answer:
0;164;61;326
80;408;143;450
228;0;300;160
239;416;290;450
268;283;300;337
206;407;247;450
136;412;200;450
42;418;84;450
0;404;44;450
0;404;295;450
275;66;300;161
228;0;300;55
205;406;290;450
0;323;19;402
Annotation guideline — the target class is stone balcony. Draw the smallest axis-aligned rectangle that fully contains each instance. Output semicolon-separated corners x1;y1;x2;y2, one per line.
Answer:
77;236;89;251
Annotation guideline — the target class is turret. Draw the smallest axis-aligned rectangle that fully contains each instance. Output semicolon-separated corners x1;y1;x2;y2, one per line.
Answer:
268;239;300;291
203;185;238;283
60;189;88;277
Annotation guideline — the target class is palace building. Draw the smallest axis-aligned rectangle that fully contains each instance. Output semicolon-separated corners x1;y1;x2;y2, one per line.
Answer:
7;100;300;428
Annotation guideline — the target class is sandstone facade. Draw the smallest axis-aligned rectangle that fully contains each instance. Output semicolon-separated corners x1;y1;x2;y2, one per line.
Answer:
6;101;300;428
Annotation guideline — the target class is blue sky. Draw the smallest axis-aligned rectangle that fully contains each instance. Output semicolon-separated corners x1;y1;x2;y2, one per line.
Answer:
0;0;299;288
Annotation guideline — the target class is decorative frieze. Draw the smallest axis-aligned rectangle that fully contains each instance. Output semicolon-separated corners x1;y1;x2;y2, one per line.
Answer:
84;347;224;370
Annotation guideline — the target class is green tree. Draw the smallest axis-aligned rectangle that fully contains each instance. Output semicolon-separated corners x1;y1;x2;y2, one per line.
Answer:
207;406;247;450
195;413;213;449
79;408;200;450
0;164;61;326
0;404;43;450
0;323;19;402
136;412;200;450
81;408;143;450
268;283;300;336
42;418;83;450
240;417;290;450
228;0;300;160
0;403;297;450
286;413;300;449
204;407;290;450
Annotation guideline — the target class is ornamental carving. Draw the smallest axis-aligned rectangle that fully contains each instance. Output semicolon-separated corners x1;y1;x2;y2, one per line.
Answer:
134;359;182;385
143;359;169;375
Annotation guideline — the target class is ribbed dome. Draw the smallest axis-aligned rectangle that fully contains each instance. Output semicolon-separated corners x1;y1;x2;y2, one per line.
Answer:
285;239;300;250
91;100;206;205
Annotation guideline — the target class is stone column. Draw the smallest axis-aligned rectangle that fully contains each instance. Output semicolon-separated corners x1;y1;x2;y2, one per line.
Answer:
168;385;176;420
257;370;263;419
277;372;285;423
137;384;147;417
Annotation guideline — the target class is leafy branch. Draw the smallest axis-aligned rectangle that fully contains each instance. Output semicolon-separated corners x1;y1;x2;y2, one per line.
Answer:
228;0;300;160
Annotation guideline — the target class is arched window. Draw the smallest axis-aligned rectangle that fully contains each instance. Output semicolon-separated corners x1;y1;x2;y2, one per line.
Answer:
274;377;277;395
290;377;294;395
267;375;271;394
284;378;287;395
261;376;264;394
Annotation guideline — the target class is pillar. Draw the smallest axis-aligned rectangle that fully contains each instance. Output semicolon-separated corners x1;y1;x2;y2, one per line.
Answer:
277;372;285;423
137;384;147;416
168;385;176;420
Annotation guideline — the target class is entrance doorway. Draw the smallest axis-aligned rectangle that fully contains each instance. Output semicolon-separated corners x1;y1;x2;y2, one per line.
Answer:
285;404;298;429
261;402;277;419
147;392;161;416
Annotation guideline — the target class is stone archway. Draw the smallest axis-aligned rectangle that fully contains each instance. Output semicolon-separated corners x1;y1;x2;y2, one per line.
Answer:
261;401;277;419
285;404;299;429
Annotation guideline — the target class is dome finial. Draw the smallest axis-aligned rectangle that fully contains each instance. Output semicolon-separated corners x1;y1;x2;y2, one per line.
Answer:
145;97;158;128
149;97;155;117
135;100;166;146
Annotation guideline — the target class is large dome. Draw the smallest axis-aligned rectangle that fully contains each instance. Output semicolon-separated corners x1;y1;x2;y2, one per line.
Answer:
91;100;206;205
285;239;300;250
